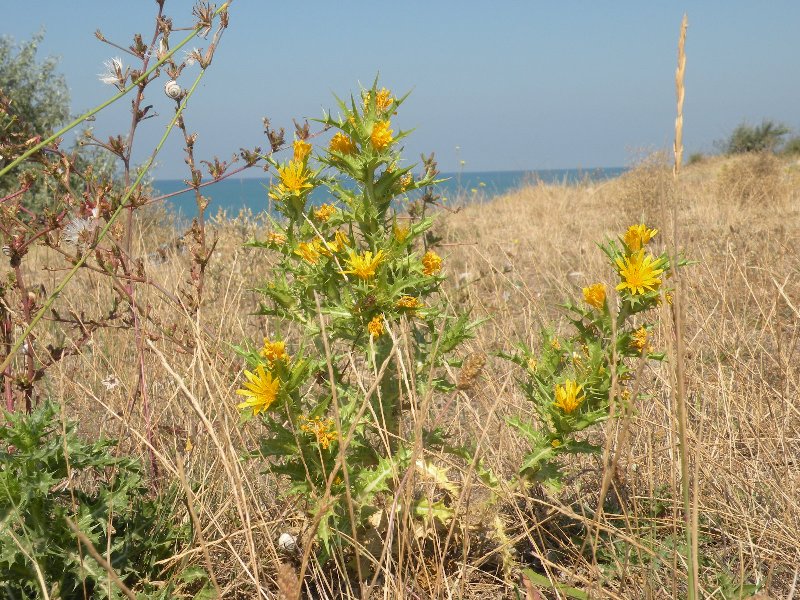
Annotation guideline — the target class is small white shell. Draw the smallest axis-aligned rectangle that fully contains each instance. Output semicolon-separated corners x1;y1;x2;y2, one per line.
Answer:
164;80;182;100
277;532;298;553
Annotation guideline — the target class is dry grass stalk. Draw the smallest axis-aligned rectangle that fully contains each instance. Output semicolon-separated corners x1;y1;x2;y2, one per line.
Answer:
670;13;700;600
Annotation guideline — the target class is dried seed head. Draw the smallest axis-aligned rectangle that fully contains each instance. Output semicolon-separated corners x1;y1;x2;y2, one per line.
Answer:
457;353;487;390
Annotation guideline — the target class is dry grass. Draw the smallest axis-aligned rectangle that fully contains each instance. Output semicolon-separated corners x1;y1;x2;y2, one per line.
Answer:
11;155;800;598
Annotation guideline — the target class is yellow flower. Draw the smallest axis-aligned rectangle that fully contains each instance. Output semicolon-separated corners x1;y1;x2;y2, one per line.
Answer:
329;132;355;155
396;295;422;310
299;415;338;450
551;439;561;448
393;223;410;242
553;380;585;414
329;230;349;252
341;249;385;280
624;224;658;251
368;314;385;337
399;173;413;191
630;326;652;353
294;241;322;264
422;250;442;276
582;283;606;309
266;231;286;245
293;139;312;162
527;357;538;371
314;203;335;222
370;120;393;151
364;87;394;113
615;250;664;295
260;338;289;362
236;365;280;415
270;161;313;199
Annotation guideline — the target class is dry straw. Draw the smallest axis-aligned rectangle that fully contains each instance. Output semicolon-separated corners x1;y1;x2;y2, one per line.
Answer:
671;13;700;600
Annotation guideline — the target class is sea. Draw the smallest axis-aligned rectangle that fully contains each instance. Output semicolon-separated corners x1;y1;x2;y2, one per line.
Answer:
152;167;626;221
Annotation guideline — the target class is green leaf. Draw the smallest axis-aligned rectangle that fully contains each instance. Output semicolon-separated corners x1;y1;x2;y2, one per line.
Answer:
521;568;589;599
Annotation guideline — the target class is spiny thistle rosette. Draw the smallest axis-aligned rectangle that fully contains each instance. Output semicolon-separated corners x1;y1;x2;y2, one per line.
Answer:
236;83;477;562
505;224;688;490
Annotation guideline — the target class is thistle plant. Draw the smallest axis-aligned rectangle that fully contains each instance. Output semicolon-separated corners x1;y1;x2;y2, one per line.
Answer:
506;224;687;490
238;82;476;561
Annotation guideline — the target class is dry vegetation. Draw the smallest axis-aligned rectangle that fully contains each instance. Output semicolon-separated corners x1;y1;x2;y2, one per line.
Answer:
10;154;800;598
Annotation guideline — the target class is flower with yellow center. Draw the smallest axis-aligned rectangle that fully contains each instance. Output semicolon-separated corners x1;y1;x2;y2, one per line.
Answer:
615;250;664;295
329;132;355;155
399;173;413;191
630;326;650;352
582;283;606;309
236;365;280;416
293;139;312;162
341;249;385;280
624;224;658;251
553;380;585;414
393;223;410;243
294;241;322;264
368;314;385;338
260;338;289;362
396;295;422;310
266;231;286;245
314;203;335;222
269;161;313;199
299;415;338;450
370;120;393;151
422;250;442;276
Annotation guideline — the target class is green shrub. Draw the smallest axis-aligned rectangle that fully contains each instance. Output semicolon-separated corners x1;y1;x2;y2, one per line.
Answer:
782;136;800;156
0;401;210;599
686;152;705;165
723;120;789;154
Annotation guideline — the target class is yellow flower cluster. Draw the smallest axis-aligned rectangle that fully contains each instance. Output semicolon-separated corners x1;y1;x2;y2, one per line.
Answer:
329;132;355;155
370;120;393;151
582;283;606;309
368;314;385;338
270;161;312;199
630;326;652;353
293;139;312;162
295;240;323;264
314;204;336;222
364;87;394;113
299;415;338;450
422;250;442;276
553;380;584;414
236;365;280;415
399;173;413;191
616;250;664;295
341;249;385;280
266;231;286;245
260;338;289;363
396;295;422;310
624;224;658;251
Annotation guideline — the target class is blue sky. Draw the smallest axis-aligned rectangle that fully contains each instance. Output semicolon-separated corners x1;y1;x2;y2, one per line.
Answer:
4;1;800;178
